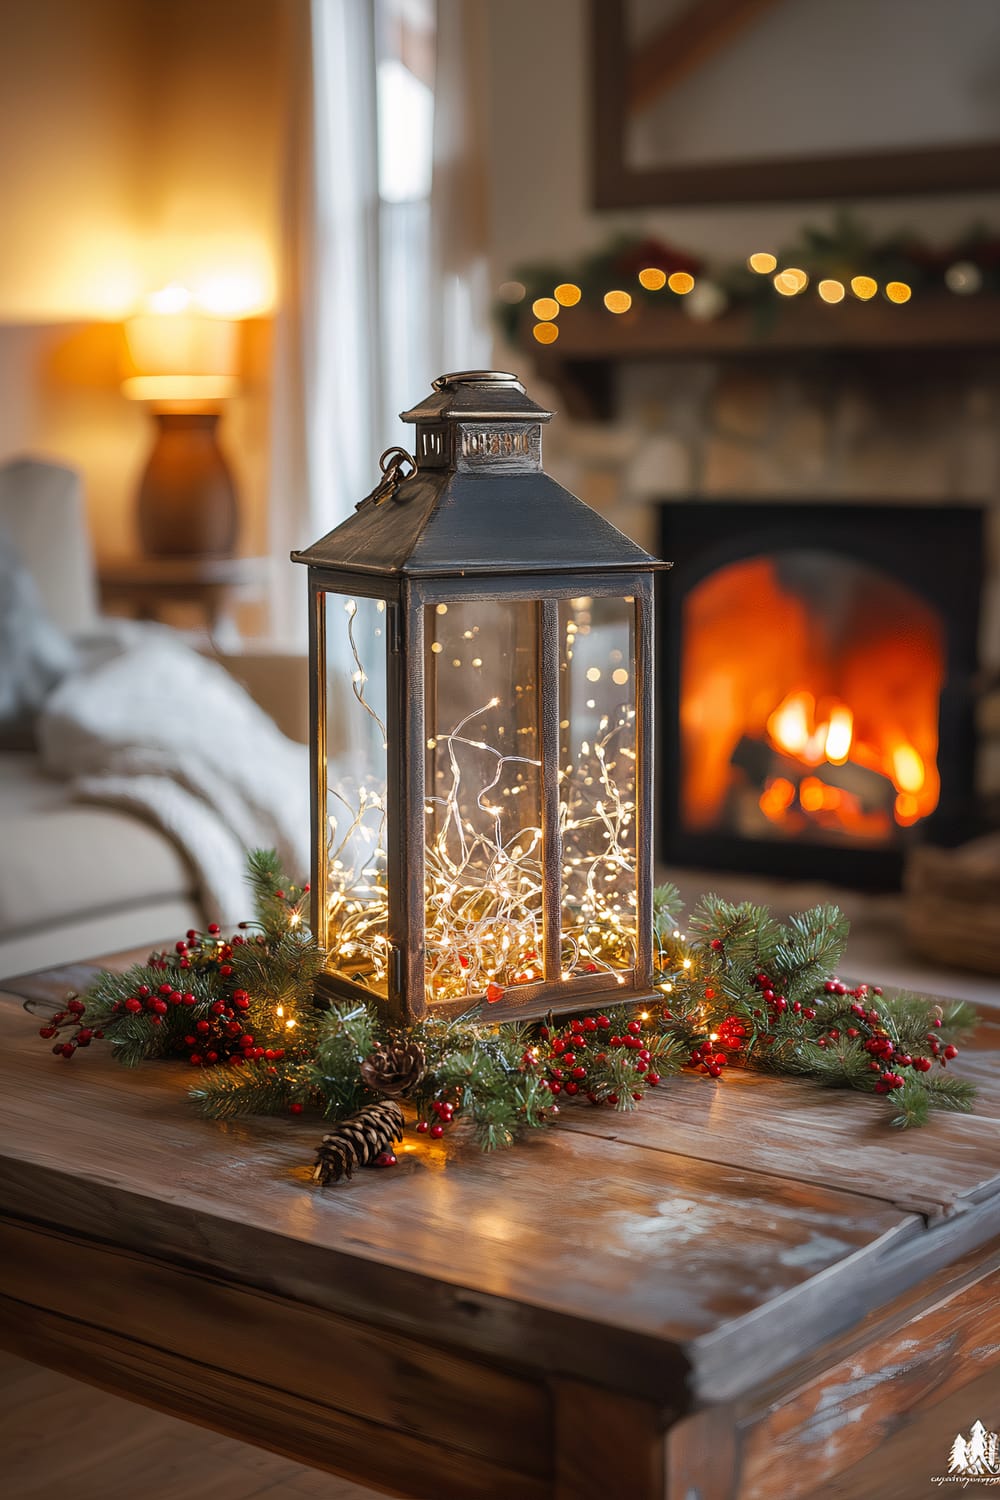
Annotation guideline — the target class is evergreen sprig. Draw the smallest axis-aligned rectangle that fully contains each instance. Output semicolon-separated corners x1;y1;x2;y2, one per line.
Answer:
34;854;981;1187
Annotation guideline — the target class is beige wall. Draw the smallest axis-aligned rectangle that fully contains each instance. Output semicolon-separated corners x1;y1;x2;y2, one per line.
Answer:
0;0;289;567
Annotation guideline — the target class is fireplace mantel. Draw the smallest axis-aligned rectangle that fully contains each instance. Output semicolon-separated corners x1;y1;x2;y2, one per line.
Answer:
525;294;1000;419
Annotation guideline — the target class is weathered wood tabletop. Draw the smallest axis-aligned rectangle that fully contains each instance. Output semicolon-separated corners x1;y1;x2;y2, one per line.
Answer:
1;960;999;1500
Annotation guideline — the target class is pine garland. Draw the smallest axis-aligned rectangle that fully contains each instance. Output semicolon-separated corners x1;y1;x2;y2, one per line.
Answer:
30;851;981;1188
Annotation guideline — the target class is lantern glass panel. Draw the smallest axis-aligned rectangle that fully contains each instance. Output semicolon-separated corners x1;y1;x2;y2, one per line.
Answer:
559;595;638;981
324;592;390;997
423;598;543;1003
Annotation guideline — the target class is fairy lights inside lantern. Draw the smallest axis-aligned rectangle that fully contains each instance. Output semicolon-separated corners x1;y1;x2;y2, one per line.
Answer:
293;371;670;1023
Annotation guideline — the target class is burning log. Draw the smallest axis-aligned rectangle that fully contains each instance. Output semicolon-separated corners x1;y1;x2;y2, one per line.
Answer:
730;736;897;814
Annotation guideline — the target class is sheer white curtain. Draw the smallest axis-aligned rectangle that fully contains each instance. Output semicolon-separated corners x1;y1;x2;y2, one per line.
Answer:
268;0;491;643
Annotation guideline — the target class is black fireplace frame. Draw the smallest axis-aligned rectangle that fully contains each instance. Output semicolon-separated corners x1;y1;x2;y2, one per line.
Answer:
657;500;984;889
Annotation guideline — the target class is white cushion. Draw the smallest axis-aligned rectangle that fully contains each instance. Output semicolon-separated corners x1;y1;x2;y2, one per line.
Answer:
0;754;195;937
0;458;97;634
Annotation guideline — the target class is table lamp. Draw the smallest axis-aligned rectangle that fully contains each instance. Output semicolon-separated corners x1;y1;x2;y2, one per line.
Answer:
122;289;240;557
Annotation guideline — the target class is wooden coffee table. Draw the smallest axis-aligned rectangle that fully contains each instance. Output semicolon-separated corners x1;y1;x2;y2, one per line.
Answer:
1;957;999;1500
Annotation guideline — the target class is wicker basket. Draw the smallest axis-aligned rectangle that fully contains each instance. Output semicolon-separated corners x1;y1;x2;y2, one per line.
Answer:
903;834;1000;976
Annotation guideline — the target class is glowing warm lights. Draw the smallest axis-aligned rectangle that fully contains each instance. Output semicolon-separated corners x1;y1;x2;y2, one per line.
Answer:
817;279;846;304
638;267;667;290
498;280;527;304
604;289;632;313
748;252;777;274
532;296;560;320
667;271;695;295
773;267;809;296
533;322;559;344
554;282;582;306
850;275;878;300
885;281;912;304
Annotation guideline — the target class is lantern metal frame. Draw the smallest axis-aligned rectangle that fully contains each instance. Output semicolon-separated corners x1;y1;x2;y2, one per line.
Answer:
294;372;671;1026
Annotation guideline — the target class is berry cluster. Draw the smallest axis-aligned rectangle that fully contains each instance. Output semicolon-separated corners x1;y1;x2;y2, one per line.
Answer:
38;996;103;1058
415;1096;456;1138
818;979;958;1093
532;1013;663;1104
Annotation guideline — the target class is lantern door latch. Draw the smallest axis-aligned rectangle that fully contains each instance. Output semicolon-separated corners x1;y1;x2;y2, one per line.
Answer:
386;602;401;652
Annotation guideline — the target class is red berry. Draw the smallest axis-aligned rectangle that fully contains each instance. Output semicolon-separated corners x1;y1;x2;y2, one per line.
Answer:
429;1123;444;1138
565;1082;579;1095
152;999;168;1015
189;1054;202;1066
803;1008;816;1020
647;1072;661;1086
206;1051;219;1063
571;1066;587;1079
711;938;723;951
627;1021;642;1036
175;941;187;954
60;1043;76;1058
39;1025;57;1039
208;923;220;935
374;1150;397;1167
562;1052;576;1067
597;1015;610;1029
707;1064;722;1078
219;965;233;978
158;983;173;995
485;982;504;1003
288;1102;303;1115
944;1044;958;1060
873;987;883;996
914;1056;932;1072
932;1017;943;1028
124;997;142;1013
549;1082;562;1095
416;1120;429;1133
583;1017;597;1031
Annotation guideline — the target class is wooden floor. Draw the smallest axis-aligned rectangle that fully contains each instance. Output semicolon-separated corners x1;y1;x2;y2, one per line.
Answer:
2;1353;387;1500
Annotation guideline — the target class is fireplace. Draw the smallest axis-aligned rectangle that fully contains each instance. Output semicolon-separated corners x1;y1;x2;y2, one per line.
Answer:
658;501;983;887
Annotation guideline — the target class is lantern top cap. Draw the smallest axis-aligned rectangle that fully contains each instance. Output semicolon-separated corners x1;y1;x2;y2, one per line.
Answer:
401;370;553;425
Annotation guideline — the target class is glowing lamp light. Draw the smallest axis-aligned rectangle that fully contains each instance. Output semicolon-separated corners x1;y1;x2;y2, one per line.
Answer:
292;370;669;1025
121;288;241;557
533;322;559;344
638;268;667;290
817;279;846;304
604;290;632;313
554;283;582;306
850;276;879;301
885;281;912;304
667;271;695;295
747;252;777;274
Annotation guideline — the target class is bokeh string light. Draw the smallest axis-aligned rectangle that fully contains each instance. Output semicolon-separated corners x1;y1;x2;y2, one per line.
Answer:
324;602;639;1004
527;249;917;341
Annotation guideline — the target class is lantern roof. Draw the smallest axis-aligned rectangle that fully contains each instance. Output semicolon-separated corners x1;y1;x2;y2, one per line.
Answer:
292;371;668;579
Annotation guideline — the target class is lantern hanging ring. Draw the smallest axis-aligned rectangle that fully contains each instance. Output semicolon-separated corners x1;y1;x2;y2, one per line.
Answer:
356;446;417;510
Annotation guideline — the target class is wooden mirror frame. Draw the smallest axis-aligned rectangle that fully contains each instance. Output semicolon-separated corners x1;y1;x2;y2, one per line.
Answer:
590;0;1000;209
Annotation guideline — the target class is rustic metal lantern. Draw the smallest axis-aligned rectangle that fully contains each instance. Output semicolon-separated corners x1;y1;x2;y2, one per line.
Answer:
293;371;669;1023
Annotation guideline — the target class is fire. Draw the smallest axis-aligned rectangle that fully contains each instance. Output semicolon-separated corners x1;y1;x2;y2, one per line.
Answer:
681;556;943;842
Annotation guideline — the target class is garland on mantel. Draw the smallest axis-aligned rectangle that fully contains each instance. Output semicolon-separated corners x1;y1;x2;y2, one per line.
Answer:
495;214;1000;342
30;851;978;1185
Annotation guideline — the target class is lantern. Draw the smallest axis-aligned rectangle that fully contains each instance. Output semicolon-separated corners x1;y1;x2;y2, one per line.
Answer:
292;371;669;1023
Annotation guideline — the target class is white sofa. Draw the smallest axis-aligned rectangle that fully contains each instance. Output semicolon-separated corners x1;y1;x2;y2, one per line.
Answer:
0;458;308;979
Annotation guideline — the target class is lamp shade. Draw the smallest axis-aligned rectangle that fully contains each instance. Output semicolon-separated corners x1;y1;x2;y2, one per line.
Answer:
122;313;239;406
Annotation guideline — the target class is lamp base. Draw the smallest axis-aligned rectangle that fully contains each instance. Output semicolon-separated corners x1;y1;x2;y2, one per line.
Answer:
137;411;238;558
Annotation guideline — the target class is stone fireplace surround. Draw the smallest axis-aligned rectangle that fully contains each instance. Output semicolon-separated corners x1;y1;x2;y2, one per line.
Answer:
536;355;1000;813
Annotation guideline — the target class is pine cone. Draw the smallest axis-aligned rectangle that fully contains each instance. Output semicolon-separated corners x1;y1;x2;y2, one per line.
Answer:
312;1100;405;1186
359;1041;425;1098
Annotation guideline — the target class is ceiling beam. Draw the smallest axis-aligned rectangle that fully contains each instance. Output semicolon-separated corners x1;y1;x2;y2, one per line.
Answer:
629;0;787;114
